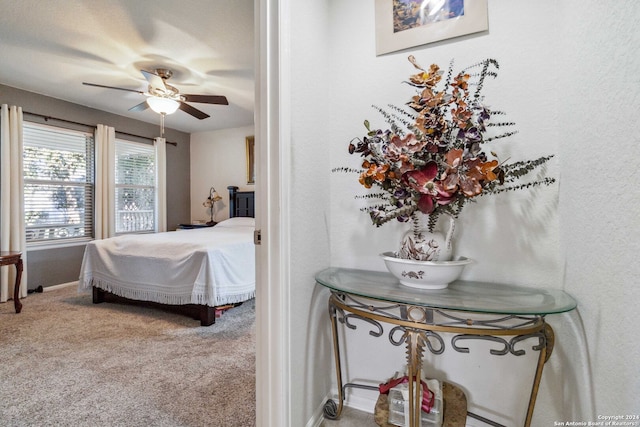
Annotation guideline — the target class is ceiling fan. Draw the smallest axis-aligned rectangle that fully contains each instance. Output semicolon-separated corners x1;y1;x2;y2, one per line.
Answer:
82;68;228;120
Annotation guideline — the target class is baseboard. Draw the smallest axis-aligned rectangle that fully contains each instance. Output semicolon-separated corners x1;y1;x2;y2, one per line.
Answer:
339;389;379;414
43;281;78;292
305;396;326;427
305;389;377;427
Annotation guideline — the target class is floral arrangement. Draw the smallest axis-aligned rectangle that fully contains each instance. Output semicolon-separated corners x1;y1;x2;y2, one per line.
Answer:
334;56;555;231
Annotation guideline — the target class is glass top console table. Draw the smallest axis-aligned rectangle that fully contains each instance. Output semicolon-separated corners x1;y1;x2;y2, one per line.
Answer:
316;267;577;427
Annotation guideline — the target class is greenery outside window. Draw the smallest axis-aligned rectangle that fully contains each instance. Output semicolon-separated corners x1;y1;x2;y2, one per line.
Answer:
115;139;156;234
23;122;94;243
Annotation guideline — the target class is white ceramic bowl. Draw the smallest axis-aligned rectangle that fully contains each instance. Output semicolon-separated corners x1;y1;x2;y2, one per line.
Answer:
380;252;473;290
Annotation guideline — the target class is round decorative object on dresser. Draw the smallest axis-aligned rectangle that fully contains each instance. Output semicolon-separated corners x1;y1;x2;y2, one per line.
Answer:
380;252;472;290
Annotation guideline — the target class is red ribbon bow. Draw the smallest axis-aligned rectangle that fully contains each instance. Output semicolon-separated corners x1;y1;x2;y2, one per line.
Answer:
379;375;435;413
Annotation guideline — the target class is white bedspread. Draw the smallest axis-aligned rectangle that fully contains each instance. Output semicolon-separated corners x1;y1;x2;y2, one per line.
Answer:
78;222;255;307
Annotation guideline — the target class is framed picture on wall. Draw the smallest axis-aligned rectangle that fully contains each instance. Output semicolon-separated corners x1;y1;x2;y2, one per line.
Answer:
246;136;255;184
375;0;488;55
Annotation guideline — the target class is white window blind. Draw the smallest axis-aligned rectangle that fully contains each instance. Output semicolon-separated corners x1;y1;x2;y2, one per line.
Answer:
115;139;156;233
23;122;94;243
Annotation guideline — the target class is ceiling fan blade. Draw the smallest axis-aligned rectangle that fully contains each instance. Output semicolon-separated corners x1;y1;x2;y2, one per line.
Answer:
183;94;229;105
82;82;144;94
128;101;149;112
141;70;167;92
179;102;210;120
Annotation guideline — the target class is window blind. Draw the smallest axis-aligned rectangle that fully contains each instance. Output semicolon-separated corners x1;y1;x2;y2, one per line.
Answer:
115;139;156;233
23;122;94;242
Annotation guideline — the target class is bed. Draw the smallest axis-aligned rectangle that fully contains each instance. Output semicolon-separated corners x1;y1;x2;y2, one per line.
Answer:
78;186;255;326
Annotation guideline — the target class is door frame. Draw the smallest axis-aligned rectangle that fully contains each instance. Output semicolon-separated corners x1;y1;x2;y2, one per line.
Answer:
255;0;291;425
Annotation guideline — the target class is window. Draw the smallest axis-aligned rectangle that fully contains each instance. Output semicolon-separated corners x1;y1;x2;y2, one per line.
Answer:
23;122;94;243
115;139;156;234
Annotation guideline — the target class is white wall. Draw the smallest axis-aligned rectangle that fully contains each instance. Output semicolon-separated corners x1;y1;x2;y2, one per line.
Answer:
557;0;640;416
190;125;254;223
285;0;639;425
288;1;334;426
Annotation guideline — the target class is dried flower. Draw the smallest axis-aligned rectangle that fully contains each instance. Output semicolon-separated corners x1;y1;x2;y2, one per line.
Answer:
334;56;555;231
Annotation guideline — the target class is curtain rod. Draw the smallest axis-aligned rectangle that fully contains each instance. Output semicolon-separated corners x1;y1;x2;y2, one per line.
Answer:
22;111;178;146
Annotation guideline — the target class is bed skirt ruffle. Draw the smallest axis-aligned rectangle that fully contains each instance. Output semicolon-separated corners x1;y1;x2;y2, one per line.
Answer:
81;276;255;307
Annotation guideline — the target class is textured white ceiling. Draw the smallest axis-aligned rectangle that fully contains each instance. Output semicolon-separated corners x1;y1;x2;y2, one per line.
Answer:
0;0;254;134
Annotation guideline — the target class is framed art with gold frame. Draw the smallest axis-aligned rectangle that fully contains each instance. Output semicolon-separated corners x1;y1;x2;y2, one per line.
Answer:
246;135;255;184
375;0;488;55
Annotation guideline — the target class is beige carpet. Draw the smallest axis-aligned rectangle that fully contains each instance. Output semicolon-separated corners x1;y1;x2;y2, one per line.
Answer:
0;285;255;426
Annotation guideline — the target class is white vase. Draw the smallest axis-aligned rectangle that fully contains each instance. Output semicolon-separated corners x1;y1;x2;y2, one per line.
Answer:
398;213;455;262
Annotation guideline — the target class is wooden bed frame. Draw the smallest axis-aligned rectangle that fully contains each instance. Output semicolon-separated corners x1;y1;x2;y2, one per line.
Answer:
92;186;255;326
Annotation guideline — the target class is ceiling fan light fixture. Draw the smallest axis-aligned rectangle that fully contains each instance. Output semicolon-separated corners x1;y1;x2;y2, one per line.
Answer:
147;96;180;115
84;68;227;121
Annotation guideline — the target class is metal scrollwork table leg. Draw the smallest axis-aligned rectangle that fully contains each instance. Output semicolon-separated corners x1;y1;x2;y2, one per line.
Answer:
324;298;345;419
324;291;555;427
